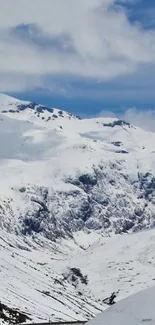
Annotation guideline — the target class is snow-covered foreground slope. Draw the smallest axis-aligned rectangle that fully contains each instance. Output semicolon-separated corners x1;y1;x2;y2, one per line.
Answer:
1;228;155;323
87;286;155;325
1;93;155;322
0;231;104;323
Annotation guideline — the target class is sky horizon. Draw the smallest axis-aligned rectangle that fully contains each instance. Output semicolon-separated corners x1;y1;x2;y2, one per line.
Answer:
0;0;155;126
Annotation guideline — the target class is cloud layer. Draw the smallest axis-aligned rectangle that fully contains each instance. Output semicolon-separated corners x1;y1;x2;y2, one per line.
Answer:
0;0;155;93
100;107;155;132
123;107;155;132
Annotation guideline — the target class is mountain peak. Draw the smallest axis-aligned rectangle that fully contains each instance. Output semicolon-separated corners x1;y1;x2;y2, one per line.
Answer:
0;93;81;122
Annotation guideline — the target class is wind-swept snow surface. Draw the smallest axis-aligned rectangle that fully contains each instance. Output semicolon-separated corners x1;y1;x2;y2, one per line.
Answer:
87;286;155;325
1;94;155;322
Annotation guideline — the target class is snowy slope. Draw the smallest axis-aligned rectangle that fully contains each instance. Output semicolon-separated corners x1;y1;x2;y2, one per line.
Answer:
1;228;155;323
0;231;104;323
87;286;155;325
1;94;155;322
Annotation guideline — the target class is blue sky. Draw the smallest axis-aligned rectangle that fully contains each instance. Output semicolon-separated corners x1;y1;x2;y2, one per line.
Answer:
0;0;155;117
120;0;155;30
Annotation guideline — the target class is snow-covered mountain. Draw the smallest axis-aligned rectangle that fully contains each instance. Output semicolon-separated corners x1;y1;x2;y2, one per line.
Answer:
1;93;155;238
1;93;155;323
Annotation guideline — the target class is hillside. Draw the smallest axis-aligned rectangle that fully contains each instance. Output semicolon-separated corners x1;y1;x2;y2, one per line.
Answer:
1;94;155;239
1;94;155;322
2;225;155;323
87;285;155;325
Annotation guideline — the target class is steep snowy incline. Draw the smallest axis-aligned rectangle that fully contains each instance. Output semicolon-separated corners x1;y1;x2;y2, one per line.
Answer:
87;286;155;325
0;231;104;323
1;228;155;323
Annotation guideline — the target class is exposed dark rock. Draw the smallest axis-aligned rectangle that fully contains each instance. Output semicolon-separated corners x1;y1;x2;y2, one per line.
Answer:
138;172;155;200
103;120;131;128
16;102;54;114
27;102;38;110
63;267;88;287
19;187;26;193
0;301;31;324
22;216;43;235
75;115;81;120
111;141;122;147
36;106;54;113
79;174;97;187
17;104;35;111
103;292;117;305
66;173;97;193
116;150;129;154
9;109;18;113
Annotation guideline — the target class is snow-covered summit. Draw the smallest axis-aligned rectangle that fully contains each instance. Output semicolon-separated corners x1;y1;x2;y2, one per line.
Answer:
0;93;81;125
0;93;24;103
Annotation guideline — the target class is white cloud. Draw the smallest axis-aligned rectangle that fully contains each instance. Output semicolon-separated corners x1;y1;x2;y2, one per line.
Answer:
0;73;43;92
0;0;155;92
99;107;155;132
122;107;155;132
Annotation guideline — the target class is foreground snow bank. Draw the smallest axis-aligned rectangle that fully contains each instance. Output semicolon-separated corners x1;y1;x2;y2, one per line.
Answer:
87;286;155;325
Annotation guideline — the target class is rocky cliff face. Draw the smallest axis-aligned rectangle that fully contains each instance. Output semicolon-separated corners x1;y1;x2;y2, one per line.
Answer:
3;165;154;241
